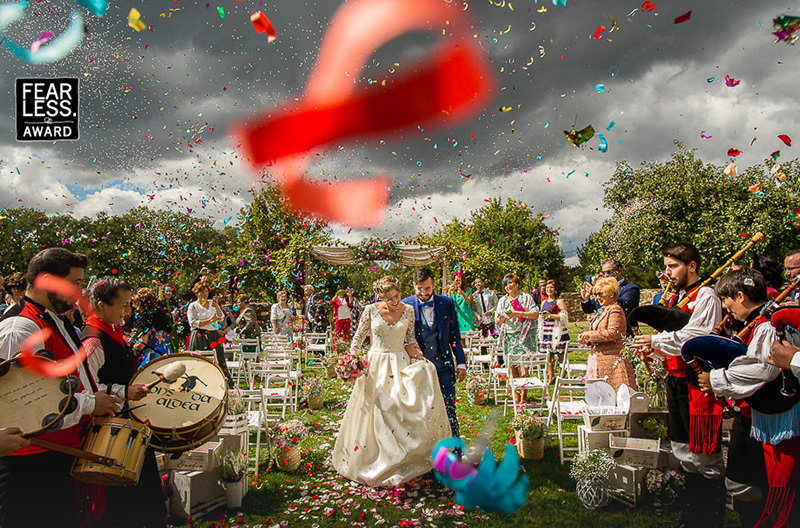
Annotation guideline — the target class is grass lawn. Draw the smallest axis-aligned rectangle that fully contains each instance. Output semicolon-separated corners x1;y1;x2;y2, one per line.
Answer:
167;325;742;528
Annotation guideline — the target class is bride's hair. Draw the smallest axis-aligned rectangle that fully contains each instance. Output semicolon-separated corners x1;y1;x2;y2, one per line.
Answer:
374;276;401;297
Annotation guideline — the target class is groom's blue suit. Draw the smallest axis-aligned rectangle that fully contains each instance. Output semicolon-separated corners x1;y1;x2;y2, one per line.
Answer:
403;293;466;437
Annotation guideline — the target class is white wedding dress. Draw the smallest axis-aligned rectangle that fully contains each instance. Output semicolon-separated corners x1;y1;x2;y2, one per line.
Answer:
331;303;451;487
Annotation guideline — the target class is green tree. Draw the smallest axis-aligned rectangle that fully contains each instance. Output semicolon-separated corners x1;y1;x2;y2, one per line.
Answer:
578;147;800;287
414;198;565;290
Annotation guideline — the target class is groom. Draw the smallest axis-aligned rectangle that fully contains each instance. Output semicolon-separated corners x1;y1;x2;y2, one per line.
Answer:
403;267;467;437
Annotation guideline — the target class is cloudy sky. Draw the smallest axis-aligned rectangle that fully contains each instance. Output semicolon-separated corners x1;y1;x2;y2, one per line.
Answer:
1;0;798;264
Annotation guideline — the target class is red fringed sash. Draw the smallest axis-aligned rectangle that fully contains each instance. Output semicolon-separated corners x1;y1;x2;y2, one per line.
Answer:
755;436;800;527
687;382;725;455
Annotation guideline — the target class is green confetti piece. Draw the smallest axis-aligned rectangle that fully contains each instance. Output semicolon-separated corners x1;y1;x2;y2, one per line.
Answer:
217;6;225;18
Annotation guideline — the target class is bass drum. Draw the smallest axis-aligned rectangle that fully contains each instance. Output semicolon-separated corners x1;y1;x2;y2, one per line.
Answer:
128;353;228;452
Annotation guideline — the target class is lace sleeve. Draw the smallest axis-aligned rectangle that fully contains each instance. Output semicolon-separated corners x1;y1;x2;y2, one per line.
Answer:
404;304;420;351
350;304;372;354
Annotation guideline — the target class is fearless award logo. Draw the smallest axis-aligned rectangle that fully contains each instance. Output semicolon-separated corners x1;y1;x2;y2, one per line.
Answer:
16;78;79;141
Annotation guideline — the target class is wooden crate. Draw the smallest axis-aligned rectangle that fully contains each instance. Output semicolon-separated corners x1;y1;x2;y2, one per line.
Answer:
169;470;226;519
608;464;649;507
581;406;628;431
219;413;248;435
165;442;221;472
609;435;661;468
577;425;627;455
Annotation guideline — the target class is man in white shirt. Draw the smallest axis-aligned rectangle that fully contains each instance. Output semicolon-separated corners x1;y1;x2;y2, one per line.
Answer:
0;248;121;528
633;242;726;528
470;278;498;337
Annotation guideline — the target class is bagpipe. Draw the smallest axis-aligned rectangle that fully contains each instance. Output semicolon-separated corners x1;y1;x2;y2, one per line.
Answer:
680;276;800;414
628;233;766;371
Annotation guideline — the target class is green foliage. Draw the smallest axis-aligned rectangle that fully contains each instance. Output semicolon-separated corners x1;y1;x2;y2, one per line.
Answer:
0;207;229;288
412;198;565;290
216;448;247;482
579;147;800;287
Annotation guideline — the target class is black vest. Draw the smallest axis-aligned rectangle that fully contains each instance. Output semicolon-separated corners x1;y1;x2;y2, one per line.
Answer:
81;326;137;389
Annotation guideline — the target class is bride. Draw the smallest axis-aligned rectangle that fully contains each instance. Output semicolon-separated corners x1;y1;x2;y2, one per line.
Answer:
331;275;451;488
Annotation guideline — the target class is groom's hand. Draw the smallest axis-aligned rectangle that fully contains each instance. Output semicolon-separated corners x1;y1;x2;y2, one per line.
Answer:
456;366;467;382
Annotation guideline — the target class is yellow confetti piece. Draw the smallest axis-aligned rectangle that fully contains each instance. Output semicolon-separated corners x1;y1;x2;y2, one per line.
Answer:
128;8;146;32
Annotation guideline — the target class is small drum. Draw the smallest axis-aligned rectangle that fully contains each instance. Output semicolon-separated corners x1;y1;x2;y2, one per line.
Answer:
128;353;228;452
0;354;79;435
72;417;151;486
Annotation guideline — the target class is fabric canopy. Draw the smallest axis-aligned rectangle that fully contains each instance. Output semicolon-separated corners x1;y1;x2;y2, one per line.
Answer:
310;245;445;266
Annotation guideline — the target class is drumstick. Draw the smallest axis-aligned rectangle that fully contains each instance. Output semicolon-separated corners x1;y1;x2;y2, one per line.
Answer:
144;362;186;390
28;437;118;466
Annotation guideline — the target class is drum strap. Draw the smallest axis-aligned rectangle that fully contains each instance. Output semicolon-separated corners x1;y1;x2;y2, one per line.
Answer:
40;311;99;393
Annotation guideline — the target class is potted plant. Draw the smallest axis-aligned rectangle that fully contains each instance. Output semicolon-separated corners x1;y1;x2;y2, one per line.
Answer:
216;448;247;508
271;419;308;471
510;410;546;460
222;391;248;435
570;449;615;509
465;375;490;405
324;349;339;378
646;468;685;510
302;376;326;409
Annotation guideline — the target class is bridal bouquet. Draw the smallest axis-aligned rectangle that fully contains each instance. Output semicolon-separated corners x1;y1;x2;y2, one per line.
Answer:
335;352;369;382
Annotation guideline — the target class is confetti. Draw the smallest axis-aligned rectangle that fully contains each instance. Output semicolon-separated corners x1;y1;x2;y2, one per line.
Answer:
128;8;146;32
29;31;54;53
564;125;595;146
725;74;740;87
217;6;225;18
772;15;800;45
250;11;277;42
641;1;656;12
727;148;741;157
593;25;606;40
778;134;792;146
674;10;691;24
598;133;608;153
0;1;93;64
595;84;605;93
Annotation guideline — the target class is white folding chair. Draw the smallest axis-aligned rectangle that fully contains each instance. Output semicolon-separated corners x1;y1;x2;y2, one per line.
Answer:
563;342;589;378
505;352;549;416
546;376;588;464
261;374;291;420
488;344;508;404
303;332;327;369
235;388;267;474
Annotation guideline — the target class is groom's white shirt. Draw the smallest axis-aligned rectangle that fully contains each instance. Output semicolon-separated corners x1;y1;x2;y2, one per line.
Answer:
420;303;434;327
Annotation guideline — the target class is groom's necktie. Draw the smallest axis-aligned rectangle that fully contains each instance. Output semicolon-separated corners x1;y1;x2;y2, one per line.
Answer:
419;300;434;308
479;292;486;313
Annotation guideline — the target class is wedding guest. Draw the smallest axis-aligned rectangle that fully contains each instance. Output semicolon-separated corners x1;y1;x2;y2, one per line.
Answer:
538;280;570;385
130;287;173;364
752;255;782;300
495;273;538;399
1;273;25;316
576;277;636;390
235;294;261;339
784;249;800;306
329;289;354;340
531;277;547;308
580;258;640;335
471;278;498;338
187;281;232;382
271;289;296;340
448;274;474;336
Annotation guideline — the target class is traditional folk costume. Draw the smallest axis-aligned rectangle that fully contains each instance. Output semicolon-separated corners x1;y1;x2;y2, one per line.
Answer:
651;281;727;527
0;297;103;528
707;309;769;527
82;315;167;528
711;313;800;528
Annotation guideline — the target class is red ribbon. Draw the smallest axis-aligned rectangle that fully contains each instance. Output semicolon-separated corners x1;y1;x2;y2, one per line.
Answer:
233;0;495;227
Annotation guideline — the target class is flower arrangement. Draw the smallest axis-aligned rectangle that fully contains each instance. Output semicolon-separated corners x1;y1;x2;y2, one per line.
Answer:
646;468;685;509
569;449;615;482
613;337;667;409
465;375;489;395
301;376;326;399
227;391;247;416
216;448;247;482
335;352;369;382
510;410;546;440
351;235;401;262
271;419;309;450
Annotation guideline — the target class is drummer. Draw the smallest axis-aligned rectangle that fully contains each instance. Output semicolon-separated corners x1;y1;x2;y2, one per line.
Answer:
0;248;122;528
698;269;800;527
82;276;167;527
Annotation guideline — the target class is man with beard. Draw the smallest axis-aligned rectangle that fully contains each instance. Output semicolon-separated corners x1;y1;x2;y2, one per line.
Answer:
634;243;726;528
0;248;121;528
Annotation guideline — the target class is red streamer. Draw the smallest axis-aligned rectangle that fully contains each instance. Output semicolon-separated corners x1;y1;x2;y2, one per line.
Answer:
233;0;495;227
15;274;99;378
